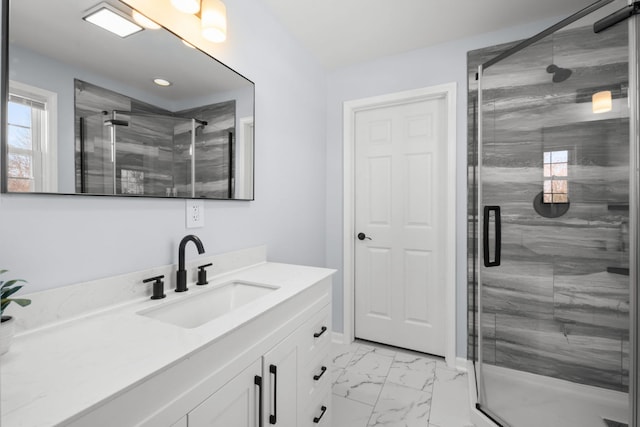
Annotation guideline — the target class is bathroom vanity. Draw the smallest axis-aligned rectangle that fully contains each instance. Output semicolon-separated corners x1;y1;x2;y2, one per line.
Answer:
1;247;334;426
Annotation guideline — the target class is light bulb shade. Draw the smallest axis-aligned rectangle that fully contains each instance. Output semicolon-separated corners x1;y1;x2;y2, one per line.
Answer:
171;0;200;14
201;0;227;42
592;90;612;114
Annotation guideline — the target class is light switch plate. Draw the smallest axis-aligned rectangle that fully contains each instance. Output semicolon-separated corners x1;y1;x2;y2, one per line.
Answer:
186;200;205;228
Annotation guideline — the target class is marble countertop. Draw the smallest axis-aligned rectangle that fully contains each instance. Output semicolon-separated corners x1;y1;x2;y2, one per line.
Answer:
1;261;334;427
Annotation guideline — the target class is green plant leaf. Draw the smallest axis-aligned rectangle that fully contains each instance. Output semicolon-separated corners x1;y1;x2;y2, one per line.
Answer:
1;285;22;299
1;300;9;312
1;279;25;291
11;298;31;307
0;269;8;275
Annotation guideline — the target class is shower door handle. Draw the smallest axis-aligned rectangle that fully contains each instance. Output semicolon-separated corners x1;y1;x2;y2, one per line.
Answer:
483;206;501;267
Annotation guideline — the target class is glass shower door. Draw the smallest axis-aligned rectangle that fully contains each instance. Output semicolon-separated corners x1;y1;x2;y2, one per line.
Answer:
78;112;113;194
477;1;631;426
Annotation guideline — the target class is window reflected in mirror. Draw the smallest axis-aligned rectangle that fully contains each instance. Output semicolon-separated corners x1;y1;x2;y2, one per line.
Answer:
543;150;568;203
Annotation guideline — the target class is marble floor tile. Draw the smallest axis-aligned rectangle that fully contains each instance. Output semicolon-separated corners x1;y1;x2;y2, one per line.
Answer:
332;366;345;385
356;342;399;358
367;382;432;427
332;340;472;427
333;370;387;406
347;349;395;377
387;353;436;391
332;394;373;427
333;342;361;368
429;365;471;427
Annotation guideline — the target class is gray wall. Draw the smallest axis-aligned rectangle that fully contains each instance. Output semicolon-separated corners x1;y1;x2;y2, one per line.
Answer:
0;0;327;293
325;17;563;358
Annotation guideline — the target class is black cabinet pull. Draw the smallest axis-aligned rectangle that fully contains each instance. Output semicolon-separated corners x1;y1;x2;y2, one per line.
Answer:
313;406;327;423
254;375;263;427
313;326;327;338
313;366;327;381
483;206;501;267
269;364;277;424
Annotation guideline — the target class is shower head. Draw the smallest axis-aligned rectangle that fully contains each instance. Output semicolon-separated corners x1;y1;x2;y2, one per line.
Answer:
546;64;572;83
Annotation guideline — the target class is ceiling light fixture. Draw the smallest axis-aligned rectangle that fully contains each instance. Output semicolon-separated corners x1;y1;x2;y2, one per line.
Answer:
153;78;172;87
83;3;143;38
171;0;227;43
132;10;161;30
592;90;612;114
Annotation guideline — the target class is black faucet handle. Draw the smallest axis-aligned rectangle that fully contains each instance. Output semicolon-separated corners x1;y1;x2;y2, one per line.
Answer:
197;263;213;286
143;275;166;300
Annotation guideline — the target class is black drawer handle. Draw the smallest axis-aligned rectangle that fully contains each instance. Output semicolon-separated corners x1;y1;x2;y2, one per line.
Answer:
313;366;327;381
254;376;263;427
269;364;277;424
313;406;327;423
313;326;327;338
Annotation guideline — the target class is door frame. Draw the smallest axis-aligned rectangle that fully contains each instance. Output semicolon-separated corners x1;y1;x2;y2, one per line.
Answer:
342;83;457;367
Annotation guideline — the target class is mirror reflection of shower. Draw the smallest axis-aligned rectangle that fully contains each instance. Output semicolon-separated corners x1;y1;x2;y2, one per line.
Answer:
546;64;573;82
75;80;238;199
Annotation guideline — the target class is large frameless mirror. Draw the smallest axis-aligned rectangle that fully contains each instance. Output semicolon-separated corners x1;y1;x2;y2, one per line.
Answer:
2;0;255;200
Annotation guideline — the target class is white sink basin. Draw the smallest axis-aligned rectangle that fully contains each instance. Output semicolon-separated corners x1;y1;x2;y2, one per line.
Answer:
139;281;278;328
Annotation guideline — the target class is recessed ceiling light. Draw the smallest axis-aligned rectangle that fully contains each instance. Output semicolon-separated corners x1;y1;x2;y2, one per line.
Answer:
84;3;143;38
154;78;172;87
132;10;161;30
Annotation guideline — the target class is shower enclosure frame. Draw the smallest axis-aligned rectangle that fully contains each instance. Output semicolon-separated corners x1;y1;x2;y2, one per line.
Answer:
472;0;640;425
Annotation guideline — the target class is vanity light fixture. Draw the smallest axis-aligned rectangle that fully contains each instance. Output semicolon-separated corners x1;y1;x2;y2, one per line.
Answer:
83;3;143;38
592;90;612;114
132;10;161;30
153;78;172;87
171;0;201;14
201;0;227;43
171;0;227;43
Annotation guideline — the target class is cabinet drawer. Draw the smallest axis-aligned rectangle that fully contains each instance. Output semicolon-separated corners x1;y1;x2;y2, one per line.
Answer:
302;386;332;427
299;352;331;404
298;305;331;365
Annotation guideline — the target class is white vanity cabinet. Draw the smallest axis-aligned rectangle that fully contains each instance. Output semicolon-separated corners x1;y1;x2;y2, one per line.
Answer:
186;302;332;427
2;258;335;427
263;330;299;426
188;358;262;427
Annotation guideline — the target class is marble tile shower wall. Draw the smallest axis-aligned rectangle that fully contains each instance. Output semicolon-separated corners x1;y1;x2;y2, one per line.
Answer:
467;24;630;391
74;80;235;197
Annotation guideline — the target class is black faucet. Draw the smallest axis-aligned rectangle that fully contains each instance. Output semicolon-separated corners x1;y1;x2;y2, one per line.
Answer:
176;234;205;292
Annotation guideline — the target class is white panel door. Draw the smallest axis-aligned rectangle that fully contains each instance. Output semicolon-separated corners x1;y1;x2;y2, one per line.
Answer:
354;97;447;356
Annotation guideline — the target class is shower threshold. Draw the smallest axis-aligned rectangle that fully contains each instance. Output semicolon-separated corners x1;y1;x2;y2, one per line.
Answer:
476;365;628;427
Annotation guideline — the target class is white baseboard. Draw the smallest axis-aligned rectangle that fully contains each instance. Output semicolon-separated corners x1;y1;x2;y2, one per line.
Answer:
455;357;468;372
332;332;345;345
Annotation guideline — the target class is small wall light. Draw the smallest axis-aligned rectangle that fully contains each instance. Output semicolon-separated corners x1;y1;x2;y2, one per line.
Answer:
171;0;227;43
592;90;612;114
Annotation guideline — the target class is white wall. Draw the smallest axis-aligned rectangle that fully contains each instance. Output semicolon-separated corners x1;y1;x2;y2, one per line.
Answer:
0;0;327;293
325;17;563;358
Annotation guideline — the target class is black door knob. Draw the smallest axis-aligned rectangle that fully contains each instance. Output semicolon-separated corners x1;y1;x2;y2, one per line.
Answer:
357;233;372;241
